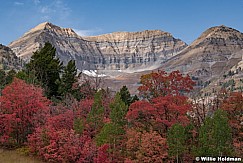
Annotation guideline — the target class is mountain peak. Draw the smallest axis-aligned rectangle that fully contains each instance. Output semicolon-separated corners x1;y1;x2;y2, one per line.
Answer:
190;25;243;47
24;22;78;38
211;25;240;32
27;22;59;33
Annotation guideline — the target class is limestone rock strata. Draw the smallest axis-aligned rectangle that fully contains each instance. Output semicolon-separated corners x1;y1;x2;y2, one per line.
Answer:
9;22;187;70
162;25;243;79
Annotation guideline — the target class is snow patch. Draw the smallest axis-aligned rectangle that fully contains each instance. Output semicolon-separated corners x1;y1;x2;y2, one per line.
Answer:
82;70;107;77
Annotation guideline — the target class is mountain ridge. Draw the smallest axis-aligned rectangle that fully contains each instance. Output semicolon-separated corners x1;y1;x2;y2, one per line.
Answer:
9;22;187;71
5;22;243;94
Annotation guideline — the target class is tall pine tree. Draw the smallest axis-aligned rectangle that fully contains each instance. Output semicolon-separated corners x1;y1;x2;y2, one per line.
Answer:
26;42;62;98
58;60;77;97
96;93;128;146
96;92;128;161
196;109;233;156
87;91;105;137
119;85;138;106
211;109;233;156
167;123;186;163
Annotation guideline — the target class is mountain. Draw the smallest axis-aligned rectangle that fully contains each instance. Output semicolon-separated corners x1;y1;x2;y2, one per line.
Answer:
103;25;243;94
7;23;243;94
9;22;187;71
0;44;23;70
163;25;243;75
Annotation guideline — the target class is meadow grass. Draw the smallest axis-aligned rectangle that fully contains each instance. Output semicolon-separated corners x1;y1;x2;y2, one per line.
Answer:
0;148;43;163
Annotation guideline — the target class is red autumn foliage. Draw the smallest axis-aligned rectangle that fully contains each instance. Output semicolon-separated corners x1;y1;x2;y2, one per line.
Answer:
126;95;191;134
126;100;157;129
27;97;99;162
28;127;97;163
1;68;241;162
47;110;74;131
0;78;50;146
220;92;243;156
74;98;94;119
152;95;191;128
94;144;111;163
138;70;194;99
126;128;168;162
221;92;243;129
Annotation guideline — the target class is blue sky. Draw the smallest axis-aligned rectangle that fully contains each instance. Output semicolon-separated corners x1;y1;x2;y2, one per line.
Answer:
1;0;243;45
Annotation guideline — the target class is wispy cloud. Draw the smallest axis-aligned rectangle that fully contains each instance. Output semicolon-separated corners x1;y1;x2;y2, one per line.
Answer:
41;15;51;21
32;0;71;22
40;6;53;14
33;0;40;5
14;1;24;6
73;28;102;36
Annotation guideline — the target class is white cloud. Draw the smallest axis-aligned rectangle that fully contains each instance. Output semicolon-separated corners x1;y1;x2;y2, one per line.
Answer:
73;28;102;36
33;0;40;5
14;2;24;5
40;6;54;14
51;0;71;20
34;0;71;21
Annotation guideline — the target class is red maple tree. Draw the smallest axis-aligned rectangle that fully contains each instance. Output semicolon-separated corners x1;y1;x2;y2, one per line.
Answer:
138;70;194;99
221;92;243;157
0;78;50;146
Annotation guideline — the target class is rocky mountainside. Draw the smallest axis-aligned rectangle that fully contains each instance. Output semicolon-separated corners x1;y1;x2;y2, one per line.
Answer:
157;25;243;94
103;25;243;94
9;22;187;71
0;44;23;70
163;25;243;75
7;23;243;94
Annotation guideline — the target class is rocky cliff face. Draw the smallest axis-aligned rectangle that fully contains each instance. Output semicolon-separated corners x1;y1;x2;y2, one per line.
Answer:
105;25;243;94
6;23;243;94
9;22;187;71
0;44;23;70
162;25;243;77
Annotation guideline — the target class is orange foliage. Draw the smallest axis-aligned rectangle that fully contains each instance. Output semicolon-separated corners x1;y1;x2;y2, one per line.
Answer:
126;128;168;162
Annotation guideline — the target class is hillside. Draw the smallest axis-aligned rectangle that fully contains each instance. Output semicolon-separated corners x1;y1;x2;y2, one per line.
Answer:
103;25;243;94
0;44;23;70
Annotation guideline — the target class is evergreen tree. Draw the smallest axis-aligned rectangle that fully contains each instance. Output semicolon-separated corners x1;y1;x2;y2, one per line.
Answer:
73;118;84;135
26;43;62;98
131;94;139;104
110;93;128;126
96;93;128;161
0;69;17;95
196;117;214;156
211;109;233;156
58;60;77;96
0;70;6;94
119;85;138;106
6;69;16;84
15;70;39;85
196;109;233;156
96;93;128;146
87;91;105;136
167;123;186;163
96;123;119;146
0;70;6;85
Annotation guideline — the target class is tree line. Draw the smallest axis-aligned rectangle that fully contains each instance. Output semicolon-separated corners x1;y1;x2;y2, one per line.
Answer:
0;43;242;162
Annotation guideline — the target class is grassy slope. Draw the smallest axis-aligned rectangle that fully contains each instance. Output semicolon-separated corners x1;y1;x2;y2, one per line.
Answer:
0;149;43;163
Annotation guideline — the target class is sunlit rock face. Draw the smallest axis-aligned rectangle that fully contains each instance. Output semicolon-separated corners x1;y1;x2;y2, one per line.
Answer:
162;25;243;77
9;22;187;71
